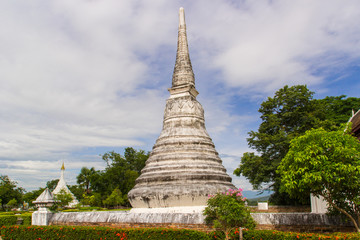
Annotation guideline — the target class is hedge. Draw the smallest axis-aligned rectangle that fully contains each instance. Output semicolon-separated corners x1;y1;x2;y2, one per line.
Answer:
0;226;212;240
1;226;360;240
0;216;17;226
242;229;360;240
0;213;32;226
0;226;360;240
0;212;15;216
19;213;32;226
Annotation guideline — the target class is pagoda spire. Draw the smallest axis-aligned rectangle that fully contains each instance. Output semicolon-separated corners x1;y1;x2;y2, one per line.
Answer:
171;7;195;89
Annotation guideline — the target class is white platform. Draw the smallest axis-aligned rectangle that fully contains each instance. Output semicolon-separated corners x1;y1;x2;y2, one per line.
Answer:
129;206;206;214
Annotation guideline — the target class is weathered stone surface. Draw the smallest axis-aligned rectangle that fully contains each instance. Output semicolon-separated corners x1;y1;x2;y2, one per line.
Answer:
48;211;355;233
252;213;353;226
50;207;205;225
127;8;235;208
32;207;54;226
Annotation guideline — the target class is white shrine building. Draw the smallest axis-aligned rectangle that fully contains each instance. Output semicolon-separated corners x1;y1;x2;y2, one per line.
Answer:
52;162;79;207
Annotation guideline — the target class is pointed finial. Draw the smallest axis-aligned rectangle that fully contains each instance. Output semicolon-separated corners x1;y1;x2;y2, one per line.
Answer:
171;7;195;89
61;162;65;171
179;7;185;26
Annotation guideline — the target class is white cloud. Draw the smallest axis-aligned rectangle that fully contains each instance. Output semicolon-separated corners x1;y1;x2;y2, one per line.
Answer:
0;0;359;192
187;0;360;93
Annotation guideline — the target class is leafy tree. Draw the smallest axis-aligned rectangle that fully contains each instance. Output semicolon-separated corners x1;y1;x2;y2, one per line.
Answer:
76;167;97;195
54;189;73;209
91;147;149;206
0;175;24;210
204;188;256;240
23;188;45;208
46;179;59;192
123;147;148;174
68;185;84;202
103;188;125;208
278;125;360;231
7;198;18;209
316;95;360;125
233;85;360;204
234;85;329;204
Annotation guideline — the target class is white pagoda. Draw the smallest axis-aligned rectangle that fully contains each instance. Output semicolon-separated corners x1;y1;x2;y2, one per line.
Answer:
128;8;235;208
53;162;79;207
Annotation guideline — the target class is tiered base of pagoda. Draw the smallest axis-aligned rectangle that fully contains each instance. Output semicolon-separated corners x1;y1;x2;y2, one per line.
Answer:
129;183;234;208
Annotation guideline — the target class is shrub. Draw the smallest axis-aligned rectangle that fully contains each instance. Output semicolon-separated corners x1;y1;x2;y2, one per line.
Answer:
0;212;15;215
242;229;360;240
0;213;32;226
204;188;255;240
1;226;360;240
0;226;212;240
20;213;32;226
0;216;17;226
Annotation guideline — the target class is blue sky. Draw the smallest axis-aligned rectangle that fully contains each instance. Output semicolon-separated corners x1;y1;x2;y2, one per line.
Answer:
1;0;360;194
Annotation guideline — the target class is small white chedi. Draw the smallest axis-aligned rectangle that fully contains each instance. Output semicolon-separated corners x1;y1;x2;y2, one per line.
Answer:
128;7;236;208
32;188;56;225
53;162;79;207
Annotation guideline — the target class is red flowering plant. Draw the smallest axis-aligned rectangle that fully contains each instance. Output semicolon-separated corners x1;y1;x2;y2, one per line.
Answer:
204;188;256;240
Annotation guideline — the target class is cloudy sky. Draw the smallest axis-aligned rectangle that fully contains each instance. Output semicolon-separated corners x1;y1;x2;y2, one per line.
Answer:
1;0;360;194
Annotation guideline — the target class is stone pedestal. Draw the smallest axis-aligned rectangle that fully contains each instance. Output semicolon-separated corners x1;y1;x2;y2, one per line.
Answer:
32;207;54;226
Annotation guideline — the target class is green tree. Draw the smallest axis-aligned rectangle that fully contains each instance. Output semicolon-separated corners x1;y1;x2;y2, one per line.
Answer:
91;147;149;207
23;188;45;208
204;188;255;240
124;147;148;174
46;179;59;192
76;167;97;195
7;198;18;209
0;175;24;210
316;95;360;125
233;85;360;204
234;85;330;204
103;188;125;208
54;189;73;209
68;185;83;202
278;125;360;231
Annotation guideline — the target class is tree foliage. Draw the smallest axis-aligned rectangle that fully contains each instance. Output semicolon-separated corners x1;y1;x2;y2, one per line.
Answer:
234;85;360;204
103;188;125;208
23;188;45;208
76;167;96;195
278;126;360;231
0;175;24;210
7;198;18;209
46;179;59;192
54;189;74;209
204;188;255;240
315;95;360;125
80;147;149;207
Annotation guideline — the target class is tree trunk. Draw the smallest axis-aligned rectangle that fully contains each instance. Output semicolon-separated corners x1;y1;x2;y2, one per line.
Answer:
239;227;243;240
322;194;360;232
225;229;231;240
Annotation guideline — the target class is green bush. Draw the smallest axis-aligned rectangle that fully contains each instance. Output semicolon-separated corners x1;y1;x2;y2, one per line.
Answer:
0;213;31;226
242;229;360;240
1;226;360;240
0;212;15;216
204;188;255;240
0;226;212;240
0;216;17;226
19;213;32;226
